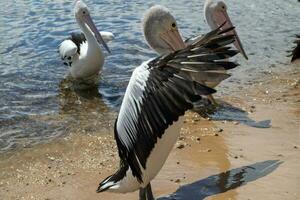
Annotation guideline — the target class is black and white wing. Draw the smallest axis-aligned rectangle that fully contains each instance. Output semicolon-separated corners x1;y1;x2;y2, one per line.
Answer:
112;25;239;183
289;35;300;62
58;33;86;67
58;31;114;66
184;31;239;87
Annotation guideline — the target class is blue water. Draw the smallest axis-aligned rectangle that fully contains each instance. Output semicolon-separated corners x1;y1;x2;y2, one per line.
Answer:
0;0;299;153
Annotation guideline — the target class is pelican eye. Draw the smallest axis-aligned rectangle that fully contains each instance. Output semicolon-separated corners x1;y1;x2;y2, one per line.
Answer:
171;23;176;28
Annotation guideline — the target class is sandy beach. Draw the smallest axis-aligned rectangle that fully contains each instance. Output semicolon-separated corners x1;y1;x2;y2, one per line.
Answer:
0;0;299;199
0;62;299;200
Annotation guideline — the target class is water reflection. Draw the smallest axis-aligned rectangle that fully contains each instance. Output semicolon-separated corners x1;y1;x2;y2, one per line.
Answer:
158;160;282;200
57;79;116;136
58;78;104;113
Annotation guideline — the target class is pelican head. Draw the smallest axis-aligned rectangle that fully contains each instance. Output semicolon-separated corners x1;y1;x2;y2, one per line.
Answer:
204;0;248;59
143;5;186;55
74;0;110;53
214;1;227;12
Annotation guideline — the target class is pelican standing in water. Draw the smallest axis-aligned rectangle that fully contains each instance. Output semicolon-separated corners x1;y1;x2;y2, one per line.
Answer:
59;0;113;82
97;6;240;200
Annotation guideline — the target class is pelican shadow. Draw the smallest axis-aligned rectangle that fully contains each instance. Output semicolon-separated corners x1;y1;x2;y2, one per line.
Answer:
158;160;282;200
193;100;271;128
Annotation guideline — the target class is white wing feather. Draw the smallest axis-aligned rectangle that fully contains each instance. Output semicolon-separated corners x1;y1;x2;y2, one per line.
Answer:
59;40;78;59
100;31;115;43
58;31;113;59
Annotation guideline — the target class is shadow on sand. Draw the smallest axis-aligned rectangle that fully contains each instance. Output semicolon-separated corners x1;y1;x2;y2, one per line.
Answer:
193;100;271;128
158;160;282;200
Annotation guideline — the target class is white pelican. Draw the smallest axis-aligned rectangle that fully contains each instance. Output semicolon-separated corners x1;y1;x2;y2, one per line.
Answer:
204;0;248;60
203;0;247;104
188;0;248;104
97;6;240;200
59;0;113;81
143;4;246;105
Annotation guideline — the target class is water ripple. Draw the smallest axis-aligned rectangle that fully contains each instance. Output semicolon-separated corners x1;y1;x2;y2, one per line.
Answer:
0;0;299;153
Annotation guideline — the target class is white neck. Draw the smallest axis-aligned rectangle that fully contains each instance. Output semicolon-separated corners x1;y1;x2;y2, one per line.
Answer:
204;0;216;30
76;18;98;47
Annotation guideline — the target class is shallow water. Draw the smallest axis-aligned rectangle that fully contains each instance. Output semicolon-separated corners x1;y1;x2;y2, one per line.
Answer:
0;0;299;153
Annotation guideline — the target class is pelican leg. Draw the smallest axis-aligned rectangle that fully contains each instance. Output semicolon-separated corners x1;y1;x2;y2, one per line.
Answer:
139;187;147;200
145;183;155;200
139;183;155;200
207;94;218;106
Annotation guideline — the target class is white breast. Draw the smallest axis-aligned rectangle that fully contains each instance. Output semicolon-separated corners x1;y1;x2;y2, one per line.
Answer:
110;117;184;193
70;42;105;79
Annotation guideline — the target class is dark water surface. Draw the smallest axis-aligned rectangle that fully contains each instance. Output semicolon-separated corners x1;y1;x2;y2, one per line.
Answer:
0;0;299;153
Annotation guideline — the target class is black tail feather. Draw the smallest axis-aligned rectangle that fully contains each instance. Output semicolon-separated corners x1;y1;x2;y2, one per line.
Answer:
97;162;129;193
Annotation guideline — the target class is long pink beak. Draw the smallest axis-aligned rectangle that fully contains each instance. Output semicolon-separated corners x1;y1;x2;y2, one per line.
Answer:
160;29;186;52
83;14;111;53
212;9;248;60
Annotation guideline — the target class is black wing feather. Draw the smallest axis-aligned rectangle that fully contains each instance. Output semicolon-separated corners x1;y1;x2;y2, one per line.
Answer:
70;32;86;54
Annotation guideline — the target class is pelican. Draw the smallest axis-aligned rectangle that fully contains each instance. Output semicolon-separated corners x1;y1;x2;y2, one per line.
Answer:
97;6;240;200
143;3;247;105
202;0;248;104
59;0;113;81
289;35;300;62
204;0;248;60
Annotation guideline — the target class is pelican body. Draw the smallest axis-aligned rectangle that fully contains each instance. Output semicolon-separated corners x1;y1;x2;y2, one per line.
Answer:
97;6;240;200
59;0;112;81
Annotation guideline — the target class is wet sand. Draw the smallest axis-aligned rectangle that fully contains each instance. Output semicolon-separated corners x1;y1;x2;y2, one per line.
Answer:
0;64;299;200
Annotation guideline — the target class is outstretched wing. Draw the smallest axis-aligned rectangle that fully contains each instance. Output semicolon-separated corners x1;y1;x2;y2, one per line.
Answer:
114;24;239;183
184;30;239;87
